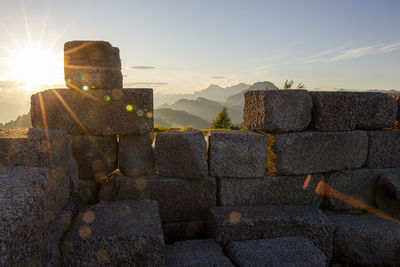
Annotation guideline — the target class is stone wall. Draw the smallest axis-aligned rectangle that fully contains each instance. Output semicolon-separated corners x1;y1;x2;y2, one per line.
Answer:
2;40;400;266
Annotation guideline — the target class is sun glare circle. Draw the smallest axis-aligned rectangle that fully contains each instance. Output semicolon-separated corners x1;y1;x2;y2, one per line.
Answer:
7;44;61;89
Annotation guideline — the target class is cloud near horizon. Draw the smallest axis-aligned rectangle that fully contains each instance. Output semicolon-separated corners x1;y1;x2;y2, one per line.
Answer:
209;76;227;79
304;42;400;63
124;81;168;87
128;66;156;70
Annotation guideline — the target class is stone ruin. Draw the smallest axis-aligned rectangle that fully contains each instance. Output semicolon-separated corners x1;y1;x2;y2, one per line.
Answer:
1;40;400;266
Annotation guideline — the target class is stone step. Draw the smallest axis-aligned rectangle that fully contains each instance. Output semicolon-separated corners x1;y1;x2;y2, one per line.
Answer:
31;88;153;136
162;220;207;244
99;174;216;222
208;205;334;261
62;200;165;266
225;237;326;267
0;166;70;266
166;239;233;267
328;213;400;266
366;130;400;168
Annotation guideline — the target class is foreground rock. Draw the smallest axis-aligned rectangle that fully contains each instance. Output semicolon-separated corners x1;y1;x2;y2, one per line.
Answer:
218;173;324;206
226;237;326;267
0;166;70;266
166;240;233;267
62;200;165;266
356;92;397;129
31;88;153;136
366;130;400;168
208;205;334;260
99;175;216;222
209;130;268;178
64;40;122;90
329;213;400;266
0;127;79;193
243;90;312;132
268;131;368;175
155;129;208;179
323;168;400;212
72;135;117;180
376;173;400;219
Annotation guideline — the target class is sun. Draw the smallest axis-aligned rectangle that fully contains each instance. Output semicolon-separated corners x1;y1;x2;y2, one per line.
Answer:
6;44;61;90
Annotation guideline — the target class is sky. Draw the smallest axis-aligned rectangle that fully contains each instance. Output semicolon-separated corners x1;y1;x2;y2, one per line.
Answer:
0;0;400;99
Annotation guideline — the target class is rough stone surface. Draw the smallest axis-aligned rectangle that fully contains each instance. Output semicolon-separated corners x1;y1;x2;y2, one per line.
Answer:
64;40;122;90
0;166;70;266
155;129;208;179
99;175;216;222
46;201;78;267
218;173;324;206
62;200;165;266
322;168;400;212
376;173;400;219
163;221;207;244
329;213;400;266
166;240;233;267
389;93;400;120
226;237;326;267
208;205;334;260
72;135;117;180
0;127;79;194
310;91;358;131
268;131;368;175
209;130;268;178
366;130;400;168
243;90;312;132
31;88;153;136
119;133;154;176
356;92;397;129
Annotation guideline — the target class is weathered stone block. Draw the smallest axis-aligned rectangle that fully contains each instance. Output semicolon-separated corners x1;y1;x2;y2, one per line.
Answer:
243;90;312;132
64;40;122;90
31;88;153;136
329;213;400;266
268;131;368;175
163;221;207;244
389;93;400;120
209;130;268;178
166;240;233;267
218;173;324;206
0;166;70;266
62;200;165;266
356;92;397;129
208;205;334;260
366;130;400;168
0;127;79;193
72;135;117;180
155;129;208;179
99;175;216;222
310;91;358;131
119;133;154;176
226;237;326;267
376;173;400;219
322;168;400;212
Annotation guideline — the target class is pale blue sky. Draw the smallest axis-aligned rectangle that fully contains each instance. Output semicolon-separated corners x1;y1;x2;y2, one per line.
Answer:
0;0;399;94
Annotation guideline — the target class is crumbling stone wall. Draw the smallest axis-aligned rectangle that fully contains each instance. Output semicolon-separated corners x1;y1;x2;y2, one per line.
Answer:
2;40;400;266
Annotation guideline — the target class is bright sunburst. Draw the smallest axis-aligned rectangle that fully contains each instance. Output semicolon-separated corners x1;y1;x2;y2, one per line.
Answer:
6;44;61;90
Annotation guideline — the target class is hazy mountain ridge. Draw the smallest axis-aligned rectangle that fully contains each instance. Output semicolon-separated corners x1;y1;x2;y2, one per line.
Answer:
154;108;210;129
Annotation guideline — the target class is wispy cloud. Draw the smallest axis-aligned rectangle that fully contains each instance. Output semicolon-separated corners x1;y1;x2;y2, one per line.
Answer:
380;42;400;52
209;76;227;79
129;66;156;70
245;65;271;74
124;81;168;87
303;42;400;64
0;80;23;89
328;45;378;61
